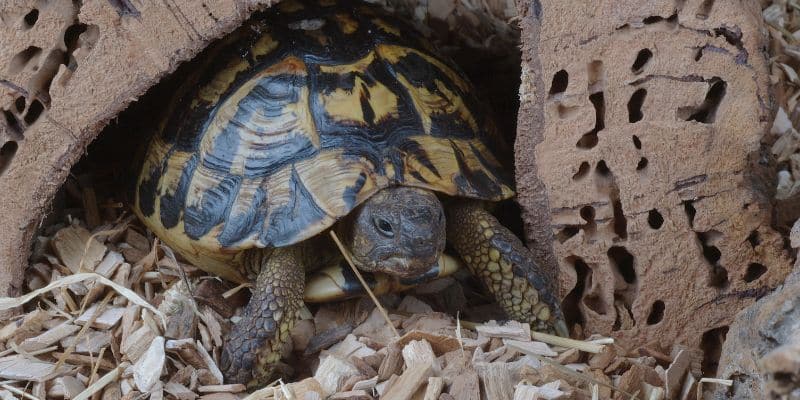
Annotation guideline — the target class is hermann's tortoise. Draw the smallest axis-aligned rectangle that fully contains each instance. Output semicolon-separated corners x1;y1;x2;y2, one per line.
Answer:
134;0;566;386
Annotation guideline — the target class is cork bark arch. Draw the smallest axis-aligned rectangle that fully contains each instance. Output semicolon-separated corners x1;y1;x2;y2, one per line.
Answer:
515;0;793;351
0;0;271;299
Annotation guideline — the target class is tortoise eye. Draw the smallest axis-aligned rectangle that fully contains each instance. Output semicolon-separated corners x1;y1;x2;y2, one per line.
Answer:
373;217;394;237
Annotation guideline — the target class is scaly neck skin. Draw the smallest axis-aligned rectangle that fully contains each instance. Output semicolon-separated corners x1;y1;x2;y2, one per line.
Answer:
344;186;446;278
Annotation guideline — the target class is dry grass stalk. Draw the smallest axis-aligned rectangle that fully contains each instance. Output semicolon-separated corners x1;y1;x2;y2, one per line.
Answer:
329;231;400;339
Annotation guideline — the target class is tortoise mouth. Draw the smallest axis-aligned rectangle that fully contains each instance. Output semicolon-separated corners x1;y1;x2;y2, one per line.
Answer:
373;256;438;279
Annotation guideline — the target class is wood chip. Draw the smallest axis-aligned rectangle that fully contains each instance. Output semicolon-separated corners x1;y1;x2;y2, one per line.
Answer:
329;390;371;400
381;361;433;400
164;382;198;400
378;343;404;380
62;329;112;354
51;352;116;370
402;339;440;372
448;370;480;400
0;355;74;381
423;376;444;400
313;355;360;397
18;322;80;352
52;225;106;273
197;384;246;393
121;324;157;362
504;339;557;357
75;304;125;329
478;363;513;400
133;336;165;392
475;321;531;341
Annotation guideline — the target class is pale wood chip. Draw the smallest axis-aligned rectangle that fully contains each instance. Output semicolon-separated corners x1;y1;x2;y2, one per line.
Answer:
52;225;107;273
402;339;440;373
18;322;80;352
475;321;531;341
313;355;360;397
381;361;433;400
95;251;125;278
477;362;513;400
195;340;223;385
75;304;126;330
197;384;246;393
448;370;480;400
423;376;444;400
133;336;165;392
397;295;434;314
504;339;557;357
62;329;112;354
329;390;371;400
164;382;198;400
122;324;157;362
0;355;74;381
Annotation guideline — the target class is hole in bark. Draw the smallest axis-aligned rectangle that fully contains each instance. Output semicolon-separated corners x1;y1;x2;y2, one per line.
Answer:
647;209;663;229
14;97;25;113
24;100;44;125
631;49;652;74
612;199;627;239
747;230;760;247
8;46;42;74
576;92;605;149
573;162;590;180
714;27;743;48
0;141;18;176
557;226;580;243
697;231;729;288
549;70;568;95
694;47;704;61
23;9;39;28
683;200;696;227
744;263;767;282
3;110;23;136
696;0;715;20
596;160;610;176
636;157;648;171
580;206;595;222
628;89;646;122
646;300;665;325
701;326;729;377
65;24;89;55
608;246;636;284
678;79;727;123
632;135;641;149
583;291;608;316
563;256;589;327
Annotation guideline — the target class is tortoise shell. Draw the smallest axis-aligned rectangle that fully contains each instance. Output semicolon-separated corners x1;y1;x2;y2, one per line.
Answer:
134;0;513;282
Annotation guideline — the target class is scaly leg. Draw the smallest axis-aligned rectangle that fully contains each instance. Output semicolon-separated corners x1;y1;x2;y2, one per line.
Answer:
446;202;568;336
220;246;305;387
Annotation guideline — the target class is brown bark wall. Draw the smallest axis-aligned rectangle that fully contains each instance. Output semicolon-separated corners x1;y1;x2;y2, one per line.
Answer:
515;0;793;349
0;0;270;300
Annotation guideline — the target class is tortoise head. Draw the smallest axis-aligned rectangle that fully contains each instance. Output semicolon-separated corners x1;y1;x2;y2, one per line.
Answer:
346;186;445;278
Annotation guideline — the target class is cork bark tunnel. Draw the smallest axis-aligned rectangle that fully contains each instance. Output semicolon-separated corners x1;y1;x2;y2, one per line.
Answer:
515;0;793;357
0;0;792;362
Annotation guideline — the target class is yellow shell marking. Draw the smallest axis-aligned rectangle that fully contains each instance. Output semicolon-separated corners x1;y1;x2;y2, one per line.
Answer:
319;52;400;124
334;13;359;34
195;59;251;107
371;18;401;36
252;33;279;59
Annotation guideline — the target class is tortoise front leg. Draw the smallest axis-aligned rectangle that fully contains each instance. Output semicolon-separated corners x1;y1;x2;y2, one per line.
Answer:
220;246;305;387
446;202;568;336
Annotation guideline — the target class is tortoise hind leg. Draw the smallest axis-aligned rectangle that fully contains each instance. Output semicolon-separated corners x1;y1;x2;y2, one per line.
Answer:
446;202;568;336
221;246;305;387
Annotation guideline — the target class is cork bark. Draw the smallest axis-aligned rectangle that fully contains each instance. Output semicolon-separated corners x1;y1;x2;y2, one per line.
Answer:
0;0;271;300
515;0;794;349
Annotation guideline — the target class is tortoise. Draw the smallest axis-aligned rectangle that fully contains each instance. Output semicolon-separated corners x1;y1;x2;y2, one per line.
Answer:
133;0;566;386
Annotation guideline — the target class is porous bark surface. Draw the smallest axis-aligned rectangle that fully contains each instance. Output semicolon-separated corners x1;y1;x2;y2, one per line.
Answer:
515;0;794;351
0;0;269;300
